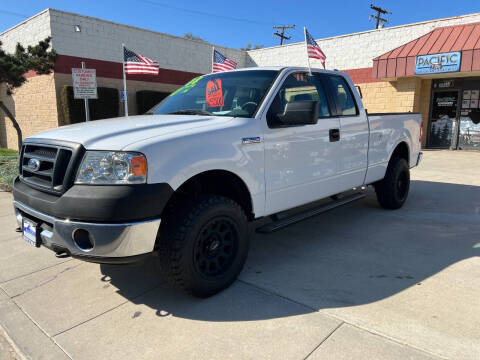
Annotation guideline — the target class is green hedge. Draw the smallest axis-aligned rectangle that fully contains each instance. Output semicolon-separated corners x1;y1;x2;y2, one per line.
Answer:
136;90;170;114
60;86;119;125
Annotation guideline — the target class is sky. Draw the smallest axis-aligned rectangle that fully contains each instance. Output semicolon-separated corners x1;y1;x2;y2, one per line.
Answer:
1;1;479;49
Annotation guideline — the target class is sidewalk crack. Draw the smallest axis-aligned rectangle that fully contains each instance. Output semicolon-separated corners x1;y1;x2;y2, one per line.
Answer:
303;322;344;360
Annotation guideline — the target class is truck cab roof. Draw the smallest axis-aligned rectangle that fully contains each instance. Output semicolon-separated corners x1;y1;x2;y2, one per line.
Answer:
221;66;344;76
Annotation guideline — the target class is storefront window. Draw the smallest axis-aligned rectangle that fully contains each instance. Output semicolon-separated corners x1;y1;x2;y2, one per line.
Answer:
458;89;480;150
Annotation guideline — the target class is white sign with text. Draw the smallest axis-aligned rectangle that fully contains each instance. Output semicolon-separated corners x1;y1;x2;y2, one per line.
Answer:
72;68;98;99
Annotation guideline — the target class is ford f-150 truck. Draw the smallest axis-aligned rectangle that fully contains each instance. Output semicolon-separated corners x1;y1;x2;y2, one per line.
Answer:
13;67;422;297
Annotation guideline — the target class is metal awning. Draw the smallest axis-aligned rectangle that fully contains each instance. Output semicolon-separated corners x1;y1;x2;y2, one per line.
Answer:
373;22;480;79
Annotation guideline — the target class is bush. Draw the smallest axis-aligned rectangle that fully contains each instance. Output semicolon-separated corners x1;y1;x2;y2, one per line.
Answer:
60;86;119;125
136;90;170;114
0;149;18;191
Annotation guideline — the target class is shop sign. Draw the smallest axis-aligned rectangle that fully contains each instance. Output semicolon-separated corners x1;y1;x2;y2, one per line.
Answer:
415;51;461;75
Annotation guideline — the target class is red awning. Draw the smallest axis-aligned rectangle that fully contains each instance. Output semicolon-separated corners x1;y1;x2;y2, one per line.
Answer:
373;22;480;79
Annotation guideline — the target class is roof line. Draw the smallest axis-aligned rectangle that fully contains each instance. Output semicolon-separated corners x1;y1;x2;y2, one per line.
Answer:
247;12;480;53
0;8;49;36
49;8;243;54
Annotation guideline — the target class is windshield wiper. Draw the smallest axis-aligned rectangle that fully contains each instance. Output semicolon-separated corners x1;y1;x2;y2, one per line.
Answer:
167;109;214;116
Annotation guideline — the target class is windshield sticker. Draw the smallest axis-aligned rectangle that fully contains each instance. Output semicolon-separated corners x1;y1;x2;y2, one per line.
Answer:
169;76;204;97
206;79;224;107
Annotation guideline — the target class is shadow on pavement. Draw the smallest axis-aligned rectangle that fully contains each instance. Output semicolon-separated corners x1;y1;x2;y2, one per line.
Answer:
100;180;480;321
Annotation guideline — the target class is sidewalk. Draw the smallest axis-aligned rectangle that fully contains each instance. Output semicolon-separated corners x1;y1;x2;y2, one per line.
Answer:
1;150;479;359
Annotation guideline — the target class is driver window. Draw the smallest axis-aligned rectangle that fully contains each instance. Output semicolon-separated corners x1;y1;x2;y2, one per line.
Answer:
267;72;331;127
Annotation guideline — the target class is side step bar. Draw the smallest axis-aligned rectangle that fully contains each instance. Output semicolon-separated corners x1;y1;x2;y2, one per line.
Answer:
256;192;366;234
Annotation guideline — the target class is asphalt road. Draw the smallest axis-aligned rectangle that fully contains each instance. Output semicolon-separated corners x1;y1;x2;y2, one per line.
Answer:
0;150;479;359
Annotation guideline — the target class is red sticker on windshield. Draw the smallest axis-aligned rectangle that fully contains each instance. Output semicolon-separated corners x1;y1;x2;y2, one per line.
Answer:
206;79;224;107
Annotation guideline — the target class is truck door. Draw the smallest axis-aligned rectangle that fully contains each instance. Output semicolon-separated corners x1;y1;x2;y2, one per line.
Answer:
261;71;341;215
323;74;369;191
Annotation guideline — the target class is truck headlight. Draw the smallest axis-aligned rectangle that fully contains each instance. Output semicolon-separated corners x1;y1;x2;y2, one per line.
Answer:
75;151;147;184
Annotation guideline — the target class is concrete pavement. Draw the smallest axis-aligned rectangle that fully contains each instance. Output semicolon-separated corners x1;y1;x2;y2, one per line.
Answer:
0;150;479;359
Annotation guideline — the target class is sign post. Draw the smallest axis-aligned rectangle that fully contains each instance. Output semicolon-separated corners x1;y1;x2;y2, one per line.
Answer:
72;62;97;122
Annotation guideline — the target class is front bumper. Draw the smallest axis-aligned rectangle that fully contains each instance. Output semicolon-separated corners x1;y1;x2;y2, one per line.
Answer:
14;200;161;263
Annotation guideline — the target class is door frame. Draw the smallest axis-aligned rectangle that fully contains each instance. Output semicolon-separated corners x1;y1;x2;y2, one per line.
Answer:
426;88;461;149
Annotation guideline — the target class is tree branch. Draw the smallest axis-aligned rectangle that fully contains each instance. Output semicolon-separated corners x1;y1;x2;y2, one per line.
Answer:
0;100;22;152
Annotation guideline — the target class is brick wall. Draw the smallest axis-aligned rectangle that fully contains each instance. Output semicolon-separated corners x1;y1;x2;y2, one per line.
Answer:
359;78;421;112
0;74;58;150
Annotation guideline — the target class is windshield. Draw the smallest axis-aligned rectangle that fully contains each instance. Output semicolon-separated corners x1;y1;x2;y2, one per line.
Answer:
149;70;278;118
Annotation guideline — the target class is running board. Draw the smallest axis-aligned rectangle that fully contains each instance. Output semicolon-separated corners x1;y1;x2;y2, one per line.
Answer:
256;192;366;234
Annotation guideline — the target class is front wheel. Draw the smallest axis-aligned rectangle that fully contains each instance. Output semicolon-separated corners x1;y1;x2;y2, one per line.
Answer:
374;158;410;209
157;195;249;297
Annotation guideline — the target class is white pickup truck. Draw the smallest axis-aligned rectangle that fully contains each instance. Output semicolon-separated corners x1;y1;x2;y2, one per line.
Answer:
13;67;422;297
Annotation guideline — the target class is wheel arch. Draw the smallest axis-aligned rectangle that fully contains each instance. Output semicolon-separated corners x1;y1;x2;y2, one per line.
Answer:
389;140;410;165
162;169;255;221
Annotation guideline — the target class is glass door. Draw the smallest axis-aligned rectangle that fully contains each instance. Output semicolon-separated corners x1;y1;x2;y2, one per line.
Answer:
427;90;459;148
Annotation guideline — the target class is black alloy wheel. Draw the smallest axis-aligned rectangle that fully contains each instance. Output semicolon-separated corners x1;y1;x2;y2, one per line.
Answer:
193;217;239;278
375;157;410;210
157;194;249;297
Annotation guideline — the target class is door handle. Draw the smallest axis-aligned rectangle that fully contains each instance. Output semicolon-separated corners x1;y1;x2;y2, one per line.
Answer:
329;128;340;142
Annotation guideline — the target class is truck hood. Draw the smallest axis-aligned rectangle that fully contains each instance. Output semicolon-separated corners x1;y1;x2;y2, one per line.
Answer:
27;115;233;150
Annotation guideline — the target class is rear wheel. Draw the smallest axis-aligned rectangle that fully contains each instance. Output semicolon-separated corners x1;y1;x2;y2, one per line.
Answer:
157;194;249;297
375;158;410;209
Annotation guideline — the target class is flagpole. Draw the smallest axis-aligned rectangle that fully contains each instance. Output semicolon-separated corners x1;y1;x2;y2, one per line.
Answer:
304;27;312;76
122;43;129;117
211;46;215;73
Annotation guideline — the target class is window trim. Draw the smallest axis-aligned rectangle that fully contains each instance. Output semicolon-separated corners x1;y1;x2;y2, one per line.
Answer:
324;74;360;117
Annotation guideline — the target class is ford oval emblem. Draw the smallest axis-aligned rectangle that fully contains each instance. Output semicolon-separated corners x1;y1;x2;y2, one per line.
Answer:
27;158;41;172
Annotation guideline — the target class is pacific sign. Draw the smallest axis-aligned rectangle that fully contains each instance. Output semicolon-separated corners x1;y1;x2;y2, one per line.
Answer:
415;51;461;75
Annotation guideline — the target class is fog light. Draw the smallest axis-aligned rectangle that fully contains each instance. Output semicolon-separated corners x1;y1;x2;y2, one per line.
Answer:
72;228;94;251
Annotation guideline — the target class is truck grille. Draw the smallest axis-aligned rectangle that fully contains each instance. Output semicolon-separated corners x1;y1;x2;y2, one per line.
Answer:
20;143;77;194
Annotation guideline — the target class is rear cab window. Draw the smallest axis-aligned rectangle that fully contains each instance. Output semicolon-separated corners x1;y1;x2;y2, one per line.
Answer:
327;75;359;116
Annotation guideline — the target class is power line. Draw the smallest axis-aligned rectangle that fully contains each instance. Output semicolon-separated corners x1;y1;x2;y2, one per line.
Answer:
0;10;29;19
369;4;391;29
273;25;295;45
138;0;275;27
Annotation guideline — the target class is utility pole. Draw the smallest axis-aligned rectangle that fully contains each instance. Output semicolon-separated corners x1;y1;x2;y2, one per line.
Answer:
369;4;391;29
273;25;295;45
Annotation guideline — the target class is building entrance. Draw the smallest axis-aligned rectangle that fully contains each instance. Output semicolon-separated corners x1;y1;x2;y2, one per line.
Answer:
428;78;480;150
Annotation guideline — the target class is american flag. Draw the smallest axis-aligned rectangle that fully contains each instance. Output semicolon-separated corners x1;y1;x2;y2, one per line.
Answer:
305;29;326;68
123;46;159;75
212;49;237;73
294;72;308;82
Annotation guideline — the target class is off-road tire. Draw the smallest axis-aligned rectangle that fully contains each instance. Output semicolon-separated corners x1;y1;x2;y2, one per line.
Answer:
375;158;410;210
157;194;249;297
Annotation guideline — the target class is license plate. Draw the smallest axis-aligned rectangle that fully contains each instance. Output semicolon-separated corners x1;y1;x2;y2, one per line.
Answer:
23;219;39;247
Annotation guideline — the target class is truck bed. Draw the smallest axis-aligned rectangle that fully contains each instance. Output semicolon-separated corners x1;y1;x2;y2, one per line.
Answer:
365;112;422;185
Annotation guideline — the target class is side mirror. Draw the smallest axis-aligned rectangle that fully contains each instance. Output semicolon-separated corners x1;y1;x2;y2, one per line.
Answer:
276;100;318;126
